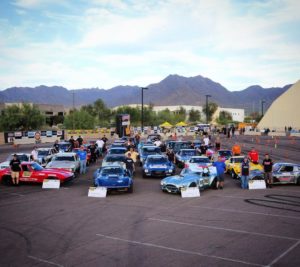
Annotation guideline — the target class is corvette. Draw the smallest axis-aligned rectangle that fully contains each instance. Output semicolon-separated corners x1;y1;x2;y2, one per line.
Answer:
0;162;74;185
93;165;133;193
175;149;200;168
143;155;175;178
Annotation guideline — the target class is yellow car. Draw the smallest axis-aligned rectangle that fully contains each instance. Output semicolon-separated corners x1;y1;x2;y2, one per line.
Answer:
225;156;263;179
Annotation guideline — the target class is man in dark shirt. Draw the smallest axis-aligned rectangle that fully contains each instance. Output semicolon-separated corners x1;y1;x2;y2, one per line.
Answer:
262;154;273;188
240;157;250;189
9;154;21;186
101;135;108;143
77;136;83;147
53;140;59;153
124;153;135;177
69;136;75;149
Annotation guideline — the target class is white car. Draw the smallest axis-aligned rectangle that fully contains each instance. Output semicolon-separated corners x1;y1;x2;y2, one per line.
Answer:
102;154;126;169
185;156;217;176
46;152;80;174
0;153;31;169
36;148;57;166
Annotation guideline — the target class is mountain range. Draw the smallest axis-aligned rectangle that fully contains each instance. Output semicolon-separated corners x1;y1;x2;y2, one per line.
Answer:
0;74;292;114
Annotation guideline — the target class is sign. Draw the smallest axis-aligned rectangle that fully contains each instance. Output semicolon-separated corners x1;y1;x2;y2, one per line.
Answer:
248;180;266;190
88;187;107;198
42;179;60;189
28;131;35;138
46;131;53;137
181;187;200;198
121;114;130;126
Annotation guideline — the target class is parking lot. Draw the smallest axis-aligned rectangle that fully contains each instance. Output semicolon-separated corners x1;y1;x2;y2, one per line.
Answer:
0;135;299;267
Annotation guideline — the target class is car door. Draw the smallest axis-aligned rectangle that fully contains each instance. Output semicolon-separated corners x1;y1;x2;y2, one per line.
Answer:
276;165;294;183
20;164;35;182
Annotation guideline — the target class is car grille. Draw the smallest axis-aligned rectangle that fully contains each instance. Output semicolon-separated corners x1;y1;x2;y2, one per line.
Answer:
165;184;179;193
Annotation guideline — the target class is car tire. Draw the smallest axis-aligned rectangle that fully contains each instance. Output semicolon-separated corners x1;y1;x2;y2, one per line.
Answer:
128;184;133;193
2;175;12;186
211;177;217;188
189;182;197;187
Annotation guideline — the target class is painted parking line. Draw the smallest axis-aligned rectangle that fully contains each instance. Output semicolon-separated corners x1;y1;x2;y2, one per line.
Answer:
189;206;300;220
267;240;300;267
28;255;64;267
148;218;299;241
96;233;263;267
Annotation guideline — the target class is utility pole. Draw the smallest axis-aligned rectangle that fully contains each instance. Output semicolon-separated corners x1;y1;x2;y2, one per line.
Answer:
141;87;148;133
72;91;75;130
205;94;211;124
261;100;265;117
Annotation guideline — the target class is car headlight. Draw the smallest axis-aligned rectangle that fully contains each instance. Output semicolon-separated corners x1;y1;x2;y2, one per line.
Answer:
160;180;165;186
145;169;149;173
168;169;173;173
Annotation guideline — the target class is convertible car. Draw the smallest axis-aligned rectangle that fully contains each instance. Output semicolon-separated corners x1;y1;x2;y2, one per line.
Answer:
161;167;217;194
143;155;175;178
93;165;133;193
0;162;74;185
225;155;263;179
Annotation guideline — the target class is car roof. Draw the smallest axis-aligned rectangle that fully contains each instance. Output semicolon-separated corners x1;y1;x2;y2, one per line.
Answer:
190;156;209;159
147;154;166;159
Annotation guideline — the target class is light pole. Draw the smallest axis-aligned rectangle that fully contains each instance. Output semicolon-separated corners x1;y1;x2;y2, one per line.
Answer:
141;87;148;133
205;94;211;124
261;100;266;117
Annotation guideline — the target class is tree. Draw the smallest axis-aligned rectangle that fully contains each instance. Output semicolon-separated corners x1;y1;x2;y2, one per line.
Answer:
202;102;218;123
93;99;111;127
63;110;95;129
173;106;186;124
217;110;232;125
188;108;201;123
0;104;45;131
113;106;141;125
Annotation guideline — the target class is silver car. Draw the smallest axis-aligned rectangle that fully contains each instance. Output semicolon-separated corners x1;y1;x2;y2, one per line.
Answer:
36;148;57;166
0;153;31;169
46;152;80;174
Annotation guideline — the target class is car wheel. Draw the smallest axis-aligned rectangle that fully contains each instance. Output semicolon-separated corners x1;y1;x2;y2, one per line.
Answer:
211;177;217;188
189;182;197;187
128;184;133;193
2;175;12;186
231;171;237;179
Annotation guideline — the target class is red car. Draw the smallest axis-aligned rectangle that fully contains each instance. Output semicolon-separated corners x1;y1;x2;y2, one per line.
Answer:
0;162;74;185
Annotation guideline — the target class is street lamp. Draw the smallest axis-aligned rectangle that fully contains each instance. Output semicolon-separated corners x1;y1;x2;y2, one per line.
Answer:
205;94;211;124
261;100;266;117
141;87;148;133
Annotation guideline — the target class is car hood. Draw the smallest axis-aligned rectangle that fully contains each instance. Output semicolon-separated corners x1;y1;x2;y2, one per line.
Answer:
162;174;197;185
47;161;76;168
95;175;130;186
145;163;170;169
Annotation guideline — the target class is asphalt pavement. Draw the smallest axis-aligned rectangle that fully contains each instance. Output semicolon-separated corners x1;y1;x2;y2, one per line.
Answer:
0;135;299;267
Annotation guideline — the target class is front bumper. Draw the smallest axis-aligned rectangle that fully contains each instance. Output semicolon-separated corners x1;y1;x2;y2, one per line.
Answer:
144;169;174;177
161;184;181;194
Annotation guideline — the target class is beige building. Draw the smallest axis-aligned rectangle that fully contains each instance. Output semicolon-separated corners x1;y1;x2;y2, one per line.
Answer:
257;80;300;131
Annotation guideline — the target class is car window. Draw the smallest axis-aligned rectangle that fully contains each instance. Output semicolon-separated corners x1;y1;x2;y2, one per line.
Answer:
233;158;244;163
147;157;167;164
219;151;232;157
181;150;197;156
190;158;210;163
53;156;75;161
280;166;294;172
101;168;123;176
38;150;49;156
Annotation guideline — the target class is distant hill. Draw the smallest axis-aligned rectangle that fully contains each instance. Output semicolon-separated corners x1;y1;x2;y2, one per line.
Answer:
0;74;292;113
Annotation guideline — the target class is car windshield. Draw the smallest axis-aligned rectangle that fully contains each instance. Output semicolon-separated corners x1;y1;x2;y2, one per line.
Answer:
233;158;244;163
110;149;126;154
58;144;70;149
147;157;168;164
219;151;232;157
31;162;43;171
38;150;49;156
181;150;197;156
106;156;125;162
190;158;210;163
101;167;123;176
7;154;29;162
52;156;74;161
142;147;161;154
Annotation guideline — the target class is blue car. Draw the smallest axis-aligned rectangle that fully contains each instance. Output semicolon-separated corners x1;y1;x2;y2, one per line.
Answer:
143;155;175;178
161;167;217;194
139;145;161;166
175;149;200;168
93;165;133;193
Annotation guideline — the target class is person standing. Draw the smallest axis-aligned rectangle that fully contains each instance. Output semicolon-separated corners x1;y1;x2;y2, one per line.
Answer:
262;154;273;188
240;156;250;189
31;146;38;162
53;140;59;153
213;156;226;189
77;136;83;147
125;147;139;163
232;143;241;156
96;138;104;157
101;135;108;144
248;147;259;164
69;136;75;150
215;134;221;151
9;154;21;186
124;153;135;177
89;143;97;163
78;146;87;174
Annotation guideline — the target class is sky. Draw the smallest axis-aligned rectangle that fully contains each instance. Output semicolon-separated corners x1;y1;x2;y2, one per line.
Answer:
0;0;299;91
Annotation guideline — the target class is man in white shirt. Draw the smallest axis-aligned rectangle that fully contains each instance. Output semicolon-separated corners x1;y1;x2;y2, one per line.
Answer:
96;139;104;156
203;135;210;147
154;139;162;147
31;146;38;162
